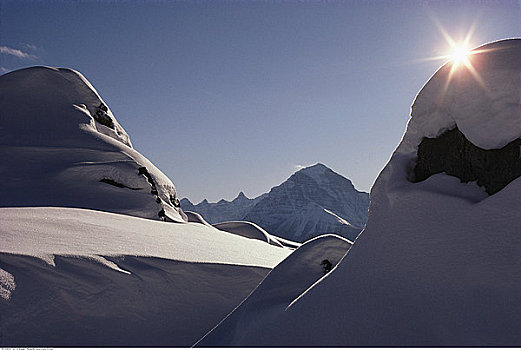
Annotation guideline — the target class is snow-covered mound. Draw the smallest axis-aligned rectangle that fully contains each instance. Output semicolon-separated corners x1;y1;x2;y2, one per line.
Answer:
0;66;185;222
184;210;213;227
213;221;284;247
0;207;291;346
198;39;521;346
197;234;352;346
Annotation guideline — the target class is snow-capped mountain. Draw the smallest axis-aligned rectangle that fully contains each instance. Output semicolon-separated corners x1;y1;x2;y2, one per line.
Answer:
182;163;369;242
244;163;369;242
198;38;521;346
181;191;265;224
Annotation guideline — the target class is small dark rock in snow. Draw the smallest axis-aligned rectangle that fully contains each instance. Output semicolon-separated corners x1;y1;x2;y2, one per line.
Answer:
321;259;332;274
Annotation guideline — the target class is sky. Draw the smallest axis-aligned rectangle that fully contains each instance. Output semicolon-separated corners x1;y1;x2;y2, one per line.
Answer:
1;0;520;203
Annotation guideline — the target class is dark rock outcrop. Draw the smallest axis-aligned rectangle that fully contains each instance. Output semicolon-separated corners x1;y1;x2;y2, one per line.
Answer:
413;127;521;195
99;178;142;190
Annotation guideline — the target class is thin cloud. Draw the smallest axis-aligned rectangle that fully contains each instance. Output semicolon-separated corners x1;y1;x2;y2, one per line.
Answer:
0;46;37;59
24;43;38;51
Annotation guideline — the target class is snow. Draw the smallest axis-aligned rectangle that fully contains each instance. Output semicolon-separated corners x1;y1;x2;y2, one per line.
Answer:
183;163;369;242
401;38;521;153
184;210;213;226
0;66;186;222
213;221;284;247
198;39;521;346
0;253;269;346
0;207;290;267
0;267;15;301
0;207;291;346
197;234;352;346
298;162;329;184
0;66;298;347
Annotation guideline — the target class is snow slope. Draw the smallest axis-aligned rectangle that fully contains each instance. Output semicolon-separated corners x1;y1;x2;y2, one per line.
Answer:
0;207;291;346
184;210;213;227
198;39;521;346
0;66;186;222
197;234;352;346
213;221;284;247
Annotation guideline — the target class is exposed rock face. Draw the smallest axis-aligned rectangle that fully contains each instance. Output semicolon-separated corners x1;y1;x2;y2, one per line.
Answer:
414;127;521;195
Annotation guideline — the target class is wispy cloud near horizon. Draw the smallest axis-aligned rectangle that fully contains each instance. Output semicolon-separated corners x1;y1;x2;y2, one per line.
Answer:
0;46;37;59
24;43;38;51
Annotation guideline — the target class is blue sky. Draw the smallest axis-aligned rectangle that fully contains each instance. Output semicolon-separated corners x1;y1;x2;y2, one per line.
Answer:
1;0;520;202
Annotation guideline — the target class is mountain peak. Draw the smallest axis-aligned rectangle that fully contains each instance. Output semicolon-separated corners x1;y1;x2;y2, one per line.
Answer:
294;163;337;185
234;191;249;201
180;198;193;206
297;163;329;172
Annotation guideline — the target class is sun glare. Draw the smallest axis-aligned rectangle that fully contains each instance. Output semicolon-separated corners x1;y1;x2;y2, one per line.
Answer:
450;45;471;67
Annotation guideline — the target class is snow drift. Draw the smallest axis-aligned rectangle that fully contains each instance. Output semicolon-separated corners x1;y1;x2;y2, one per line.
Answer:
0;66;186;222
185;210;213;227
0;207;291;346
213;221;284;247
198;39;521;346
197;234;352;346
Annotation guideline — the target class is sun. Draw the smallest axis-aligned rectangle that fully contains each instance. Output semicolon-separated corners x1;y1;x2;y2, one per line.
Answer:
450;44;471;67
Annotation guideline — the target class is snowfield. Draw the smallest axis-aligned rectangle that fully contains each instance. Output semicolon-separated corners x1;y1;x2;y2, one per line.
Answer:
198;38;521;346
0;207;292;346
0;207;290;267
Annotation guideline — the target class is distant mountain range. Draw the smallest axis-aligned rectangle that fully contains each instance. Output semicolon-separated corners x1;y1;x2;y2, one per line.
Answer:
181;163;369;242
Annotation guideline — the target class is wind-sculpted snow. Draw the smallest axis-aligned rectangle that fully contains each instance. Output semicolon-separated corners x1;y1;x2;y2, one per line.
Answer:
213;221;284;247
197;234;352;346
402;38;521;152
0;66;185;222
0;207;291;346
0;254;268;346
0;267;15;301
184;210;213;227
197;39;521;346
0;207;289;267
